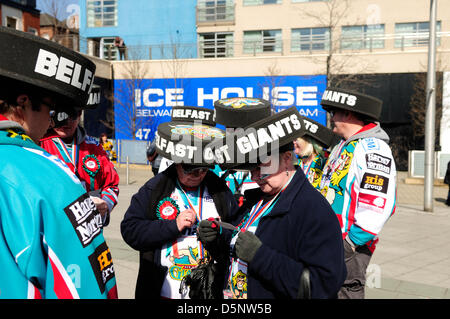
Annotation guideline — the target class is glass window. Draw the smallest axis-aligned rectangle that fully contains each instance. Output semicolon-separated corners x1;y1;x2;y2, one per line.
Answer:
199;33;234;58
243;0;281;6
197;0;234;22
243;30;282;54
292;0;328;2
292;27;330;51
395;21;441;48
341;24;385;50
87;0;117;27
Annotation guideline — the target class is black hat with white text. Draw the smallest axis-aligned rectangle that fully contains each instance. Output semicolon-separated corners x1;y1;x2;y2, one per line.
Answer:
0;26;96;109
320;87;382;121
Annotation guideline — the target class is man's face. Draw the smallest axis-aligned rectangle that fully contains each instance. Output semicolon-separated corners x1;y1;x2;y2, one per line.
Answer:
53;109;81;140
329;109;348;138
18;94;54;143
175;164;209;188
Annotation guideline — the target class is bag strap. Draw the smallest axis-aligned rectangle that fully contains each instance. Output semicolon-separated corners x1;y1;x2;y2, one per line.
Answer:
297;267;311;299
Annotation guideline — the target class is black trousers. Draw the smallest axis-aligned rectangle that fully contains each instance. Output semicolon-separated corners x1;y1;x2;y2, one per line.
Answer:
338;239;372;299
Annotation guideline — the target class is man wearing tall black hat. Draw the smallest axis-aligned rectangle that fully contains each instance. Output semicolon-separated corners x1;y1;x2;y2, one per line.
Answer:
0;27;117;298
317;87;397;299
293;117;340;188
40;85;120;226
120;111;240;299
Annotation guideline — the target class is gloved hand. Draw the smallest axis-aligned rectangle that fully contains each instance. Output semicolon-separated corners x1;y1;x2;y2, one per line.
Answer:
235;230;262;263
197;219;221;246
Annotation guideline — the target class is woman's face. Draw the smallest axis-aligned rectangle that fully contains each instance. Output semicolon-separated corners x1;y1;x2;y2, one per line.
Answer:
293;137;314;159
250;152;293;196
176;164;209;188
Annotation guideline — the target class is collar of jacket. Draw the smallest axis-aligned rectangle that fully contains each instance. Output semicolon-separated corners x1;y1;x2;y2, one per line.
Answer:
243;167;307;218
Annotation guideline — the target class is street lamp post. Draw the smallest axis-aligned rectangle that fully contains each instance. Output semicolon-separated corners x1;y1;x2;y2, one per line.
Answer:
424;0;437;212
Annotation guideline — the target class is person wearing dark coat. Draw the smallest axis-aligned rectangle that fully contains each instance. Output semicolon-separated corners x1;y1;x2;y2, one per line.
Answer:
198;149;347;299
445;160;450;206
121;163;239;298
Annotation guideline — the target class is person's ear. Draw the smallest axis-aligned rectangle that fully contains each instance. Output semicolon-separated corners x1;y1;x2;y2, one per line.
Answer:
13;94;29;125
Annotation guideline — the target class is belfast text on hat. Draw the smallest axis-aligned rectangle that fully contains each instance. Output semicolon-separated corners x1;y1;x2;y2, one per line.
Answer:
34;49;94;92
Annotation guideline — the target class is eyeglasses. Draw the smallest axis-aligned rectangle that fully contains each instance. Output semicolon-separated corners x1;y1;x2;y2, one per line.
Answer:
181;164;210;175
249;166;273;180
49;110;55;117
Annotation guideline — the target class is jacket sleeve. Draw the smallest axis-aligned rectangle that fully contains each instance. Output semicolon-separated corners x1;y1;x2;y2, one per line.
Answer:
120;179;181;251
249;194;346;299
96;145;120;213
348;139;397;246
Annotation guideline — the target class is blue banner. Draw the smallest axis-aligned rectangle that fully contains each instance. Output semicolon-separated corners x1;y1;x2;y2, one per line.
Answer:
114;75;327;140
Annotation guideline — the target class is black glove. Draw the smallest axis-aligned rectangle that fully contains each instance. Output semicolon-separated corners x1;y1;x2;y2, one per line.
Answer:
197;219;220;246
235;230;262;263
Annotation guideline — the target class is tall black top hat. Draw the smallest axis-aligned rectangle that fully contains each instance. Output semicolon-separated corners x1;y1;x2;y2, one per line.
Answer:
0;26;96;109
320;87;382;121
156;106;224;166
214;97;272;128
208;106;306;170
301;117;340;149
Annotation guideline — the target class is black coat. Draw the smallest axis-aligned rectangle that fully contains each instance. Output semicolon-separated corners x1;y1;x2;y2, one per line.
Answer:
120;164;239;298
445;161;450;185
230;168;347;298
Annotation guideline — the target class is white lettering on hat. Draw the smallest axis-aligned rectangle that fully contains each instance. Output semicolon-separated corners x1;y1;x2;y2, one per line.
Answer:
87;91;100;105
155;132;197;160
57;112;69;121
303;119;318;134
34;48;94;92
172;108;212;121
322;89;357;107
236;114;301;154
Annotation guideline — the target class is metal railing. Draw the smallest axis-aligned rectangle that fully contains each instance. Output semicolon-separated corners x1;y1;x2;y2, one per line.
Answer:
52;31;450;61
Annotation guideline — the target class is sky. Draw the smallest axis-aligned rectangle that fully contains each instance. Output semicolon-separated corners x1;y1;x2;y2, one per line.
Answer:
36;0;79;20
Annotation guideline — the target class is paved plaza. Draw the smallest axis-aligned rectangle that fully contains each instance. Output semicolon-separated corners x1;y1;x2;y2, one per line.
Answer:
103;165;450;299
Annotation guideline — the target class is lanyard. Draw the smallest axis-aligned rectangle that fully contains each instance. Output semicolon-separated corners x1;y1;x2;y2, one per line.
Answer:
55;136;78;172
175;181;206;259
301;159;313;176
238;173;294;232
176;181;204;223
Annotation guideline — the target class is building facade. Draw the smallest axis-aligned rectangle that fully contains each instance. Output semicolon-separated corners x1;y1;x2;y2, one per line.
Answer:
79;0;450;171
0;0;40;34
79;0;197;60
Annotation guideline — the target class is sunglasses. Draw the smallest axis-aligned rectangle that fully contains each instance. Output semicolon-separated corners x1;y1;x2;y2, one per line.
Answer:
181;164;210;175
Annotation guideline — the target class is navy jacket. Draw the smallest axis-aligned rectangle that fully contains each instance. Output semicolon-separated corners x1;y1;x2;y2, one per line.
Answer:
237;167;346;299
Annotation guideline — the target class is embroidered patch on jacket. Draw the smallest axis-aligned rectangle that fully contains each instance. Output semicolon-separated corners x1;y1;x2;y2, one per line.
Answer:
63;193;102;247
88;242;115;294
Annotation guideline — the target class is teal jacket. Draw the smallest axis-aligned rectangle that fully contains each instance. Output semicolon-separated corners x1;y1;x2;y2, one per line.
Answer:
0;119;117;299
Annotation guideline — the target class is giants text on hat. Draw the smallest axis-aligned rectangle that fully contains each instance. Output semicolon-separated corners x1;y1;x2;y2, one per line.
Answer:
321;89;357;107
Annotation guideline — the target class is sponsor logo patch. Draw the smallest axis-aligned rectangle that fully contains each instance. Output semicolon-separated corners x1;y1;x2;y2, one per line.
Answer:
360;172;388;194
366;153;391;174
88;242;115;294
64;193;102;247
359;193;386;213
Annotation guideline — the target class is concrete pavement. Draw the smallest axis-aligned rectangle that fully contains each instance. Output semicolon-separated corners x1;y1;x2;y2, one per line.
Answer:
103;165;450;299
